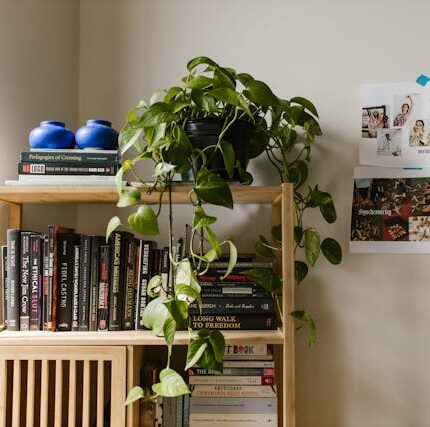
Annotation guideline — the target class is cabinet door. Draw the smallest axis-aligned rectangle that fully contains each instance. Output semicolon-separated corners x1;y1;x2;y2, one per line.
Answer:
0;345;127;427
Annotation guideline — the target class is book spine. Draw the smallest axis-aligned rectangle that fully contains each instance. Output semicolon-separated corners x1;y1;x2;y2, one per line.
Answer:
190;385;276;398
98;245;110;331
19;232;31;330
21;151;119;163
224;344;268;357
29;235;42;330
176;396;183;427
188;375;275;386
122;236;136;330
18;162;118;176
6;229;21;331
47;225;56;330
183;394;190;427
160;247;169;296
71;245;80;331
109;232;123;331
189;396;277;414
89;236;101;331
222;361;274;369
190;314;277;330
188;413;277;425
199;283;269;298
57;233;74;331
199;273;252;282
42;235;50;330
188;367;275;377
79;235;92;331
135;241;154;330
1;246;7;329
189;298;274;314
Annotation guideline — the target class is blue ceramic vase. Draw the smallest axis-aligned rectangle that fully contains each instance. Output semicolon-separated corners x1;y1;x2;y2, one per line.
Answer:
75;119;119;150
28;121;75;149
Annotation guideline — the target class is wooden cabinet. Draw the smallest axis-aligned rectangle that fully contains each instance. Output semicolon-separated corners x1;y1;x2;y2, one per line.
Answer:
0;184;295;427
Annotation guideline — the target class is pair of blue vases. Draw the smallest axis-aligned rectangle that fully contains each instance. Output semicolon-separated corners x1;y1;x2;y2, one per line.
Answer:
29;119;119;150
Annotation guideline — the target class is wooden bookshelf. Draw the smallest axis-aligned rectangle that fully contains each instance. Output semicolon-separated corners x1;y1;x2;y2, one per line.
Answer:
0;184;295;427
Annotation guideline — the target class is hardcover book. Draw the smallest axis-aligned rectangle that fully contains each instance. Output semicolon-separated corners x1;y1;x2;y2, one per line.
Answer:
6;229;21;331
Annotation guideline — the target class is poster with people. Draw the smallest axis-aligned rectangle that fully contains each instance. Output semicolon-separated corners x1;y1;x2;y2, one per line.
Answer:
361;82;430;167
350;166;430;253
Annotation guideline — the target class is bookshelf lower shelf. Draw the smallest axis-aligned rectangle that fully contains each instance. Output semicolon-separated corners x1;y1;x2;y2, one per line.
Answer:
0;328;284;346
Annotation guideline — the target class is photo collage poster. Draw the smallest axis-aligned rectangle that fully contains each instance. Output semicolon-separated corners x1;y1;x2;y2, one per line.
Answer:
350;167;430;253
361;82;430;167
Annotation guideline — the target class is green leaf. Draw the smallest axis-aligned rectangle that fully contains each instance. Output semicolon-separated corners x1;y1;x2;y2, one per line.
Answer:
290;97;319;118
150;89;165;105
125;386;144;406
220;141;235;179
175;259;192;286
163;316;177;348
255;235;276;259
207;88;241;107
304;228;320;266
119;121;144;155
140;103;176;127
294;226;303;245
185;339;208;370
242;268;281;294
154;162;176;178
186;75;213;90
187;56;218;72
152;368;190;397
193;206;217;229
115;167;124;195
243;80;279;107
271;225;282;242
289;161;308;188
164;299;189;328
175;284;202;305
295;261;308;284
291;310;316;346
106;216;121;242
220;239;237;279
321;238;342;265
208;330;225;363
147;275;163;298
203;247;219;263
205;226;221;257
319;195;337;224
248;129;269;159
196;344;222;372
117;187;141;208
237;73;255;87
128;205;159;236
194;169;233;209
213;68;235;90
164;86;182;102
142;296;170;336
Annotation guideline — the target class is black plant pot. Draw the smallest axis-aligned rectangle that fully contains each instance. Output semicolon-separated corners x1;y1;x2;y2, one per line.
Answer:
184;118;255;180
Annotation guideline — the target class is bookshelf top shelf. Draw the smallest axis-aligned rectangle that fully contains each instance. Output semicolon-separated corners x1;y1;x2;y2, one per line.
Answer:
0;185;282;205
0;328;284;346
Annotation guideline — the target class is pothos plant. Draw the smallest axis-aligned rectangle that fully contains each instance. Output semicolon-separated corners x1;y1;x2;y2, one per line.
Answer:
106;56;342;404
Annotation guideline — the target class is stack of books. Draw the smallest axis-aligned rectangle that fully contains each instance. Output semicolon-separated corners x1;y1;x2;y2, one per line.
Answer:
187;343;277;426
1;227;162;332
189;261;277;330
6;148;120;186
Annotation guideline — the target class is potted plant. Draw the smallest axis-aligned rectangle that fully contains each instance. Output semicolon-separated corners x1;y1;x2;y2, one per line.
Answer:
107;56;341;404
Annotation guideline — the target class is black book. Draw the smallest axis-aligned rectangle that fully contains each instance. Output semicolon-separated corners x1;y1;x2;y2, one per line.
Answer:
199;282;269;298
160;247;170;296
71;244;80;331
29;235;43;330
6;229;21;331
42;235;49;330
21;149;120;164
79;235;92;331
98;244;111;331
89;236;102;331
135;240;156;330
1;246;7;329
189;314;277;330
189;298;275;315
20;231;33;330
109;231;128;331
18;162;118;176
57;232;78;331
122;235;137;330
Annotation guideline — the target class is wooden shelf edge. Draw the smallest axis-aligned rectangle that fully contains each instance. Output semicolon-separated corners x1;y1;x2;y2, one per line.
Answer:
0;185;281;204
0;328;284;346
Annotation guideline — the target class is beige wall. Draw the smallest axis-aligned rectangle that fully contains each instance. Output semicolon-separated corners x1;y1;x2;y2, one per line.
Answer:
3;0;430;425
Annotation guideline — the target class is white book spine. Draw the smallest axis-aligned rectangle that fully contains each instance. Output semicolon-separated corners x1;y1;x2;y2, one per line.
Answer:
189;375;274;386
224;344;267;356
191;385;276;398
189;413;277;426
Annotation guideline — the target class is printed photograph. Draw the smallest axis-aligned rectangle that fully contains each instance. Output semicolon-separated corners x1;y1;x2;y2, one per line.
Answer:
409;119;429;147
409;216;430;241
362;106;389;138
377;128;402;156
393;94;422;127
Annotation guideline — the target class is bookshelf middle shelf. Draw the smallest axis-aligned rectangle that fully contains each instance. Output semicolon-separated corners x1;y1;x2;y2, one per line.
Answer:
0;328;285;346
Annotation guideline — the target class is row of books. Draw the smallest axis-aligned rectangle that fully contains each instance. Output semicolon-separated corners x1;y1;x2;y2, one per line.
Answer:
6;148;120;186
1;225;276;332
139;344;277;426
